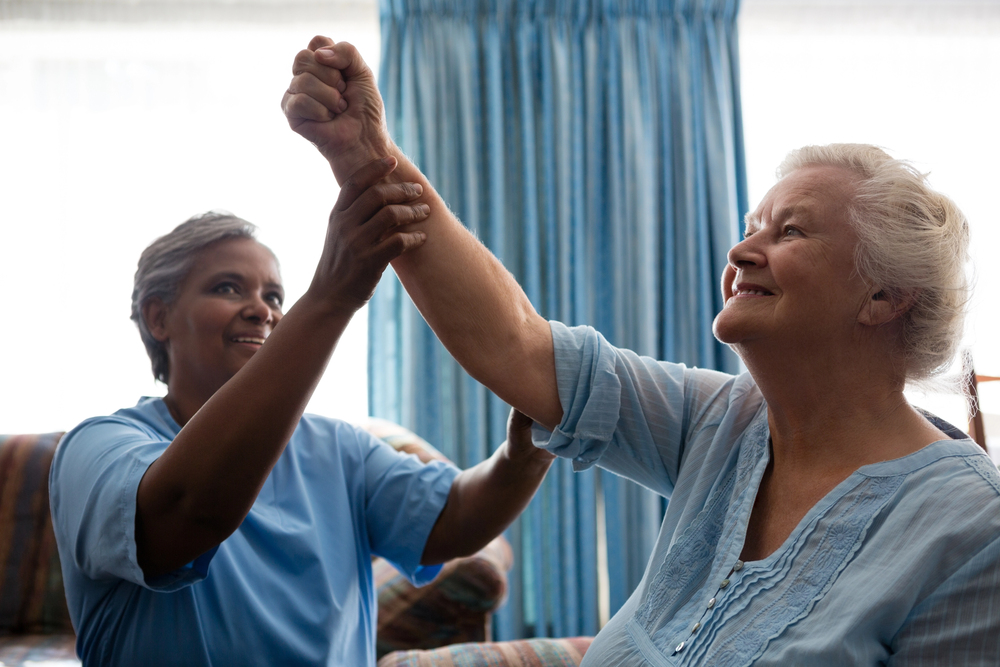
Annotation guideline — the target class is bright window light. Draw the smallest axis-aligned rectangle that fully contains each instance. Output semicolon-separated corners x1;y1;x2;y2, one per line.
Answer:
0;20;380;433
740;1;1000;459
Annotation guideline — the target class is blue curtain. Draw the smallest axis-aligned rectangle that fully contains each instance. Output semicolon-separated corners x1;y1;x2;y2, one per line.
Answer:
372;0;746;640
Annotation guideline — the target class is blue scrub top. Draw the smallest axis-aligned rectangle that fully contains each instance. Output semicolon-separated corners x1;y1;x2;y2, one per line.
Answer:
50;397;459;667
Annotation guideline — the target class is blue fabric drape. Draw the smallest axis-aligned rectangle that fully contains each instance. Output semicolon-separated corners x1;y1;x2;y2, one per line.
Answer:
372;0;746;640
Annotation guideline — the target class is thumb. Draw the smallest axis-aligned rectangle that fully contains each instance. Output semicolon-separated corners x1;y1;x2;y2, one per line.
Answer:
508;409;534;433
315;42;371;80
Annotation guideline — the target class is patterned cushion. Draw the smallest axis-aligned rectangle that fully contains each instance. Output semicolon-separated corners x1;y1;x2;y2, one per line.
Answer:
0;633;78;664
375;536;513;657
376;636;594;667
0;434;73;635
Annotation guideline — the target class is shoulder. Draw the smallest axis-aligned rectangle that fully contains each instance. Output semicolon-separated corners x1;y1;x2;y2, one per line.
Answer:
55;399;175;467
290;414;412;470
62;398;176;444
871;444;1000;579
293;413;385;449
879;441;1000;503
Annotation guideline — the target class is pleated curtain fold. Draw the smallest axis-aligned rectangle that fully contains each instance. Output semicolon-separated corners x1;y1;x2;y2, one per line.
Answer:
372;0;746;639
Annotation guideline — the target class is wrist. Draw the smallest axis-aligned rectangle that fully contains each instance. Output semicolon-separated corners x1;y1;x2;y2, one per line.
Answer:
325;130;396;186
298;284;364;324
499;438;556;475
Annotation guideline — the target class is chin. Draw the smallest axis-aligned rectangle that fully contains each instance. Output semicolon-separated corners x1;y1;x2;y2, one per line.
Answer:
712;310;743;345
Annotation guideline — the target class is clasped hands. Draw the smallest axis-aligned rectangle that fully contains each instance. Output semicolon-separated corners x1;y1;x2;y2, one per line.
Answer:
282;36;425;314
281;35;551;463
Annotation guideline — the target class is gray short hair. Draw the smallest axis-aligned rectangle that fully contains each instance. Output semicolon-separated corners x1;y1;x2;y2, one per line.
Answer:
777;144;971;385
131;211;260;384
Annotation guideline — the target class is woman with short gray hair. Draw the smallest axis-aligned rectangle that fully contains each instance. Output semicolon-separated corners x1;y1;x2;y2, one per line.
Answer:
130;211;258;384
49;158;556;666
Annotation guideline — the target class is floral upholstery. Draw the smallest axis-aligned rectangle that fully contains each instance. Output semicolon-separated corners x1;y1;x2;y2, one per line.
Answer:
377;637;594;667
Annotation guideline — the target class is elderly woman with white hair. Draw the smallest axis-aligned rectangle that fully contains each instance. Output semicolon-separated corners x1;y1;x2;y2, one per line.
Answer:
284;38;1000;665
49;159;555;666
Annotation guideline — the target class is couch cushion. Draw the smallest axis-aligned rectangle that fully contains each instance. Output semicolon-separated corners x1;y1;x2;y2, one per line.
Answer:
0;434;73;635
376;636;594;667
0;633;78;665
375;535;513;657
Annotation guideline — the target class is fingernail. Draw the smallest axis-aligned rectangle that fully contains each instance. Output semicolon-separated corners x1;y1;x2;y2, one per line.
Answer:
316;47;335;58
412;184;423;195
382;156;395;165
337;99;348;112
419;204;430;214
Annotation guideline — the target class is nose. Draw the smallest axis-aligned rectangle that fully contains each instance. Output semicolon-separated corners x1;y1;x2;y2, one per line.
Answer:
241;294;278;326
726;234;767;270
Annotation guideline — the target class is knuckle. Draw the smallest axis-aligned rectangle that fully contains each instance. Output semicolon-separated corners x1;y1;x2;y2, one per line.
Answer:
292;49;314;72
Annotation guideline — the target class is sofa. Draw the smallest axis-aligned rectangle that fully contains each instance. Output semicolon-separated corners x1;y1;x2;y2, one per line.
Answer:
0;420;592;667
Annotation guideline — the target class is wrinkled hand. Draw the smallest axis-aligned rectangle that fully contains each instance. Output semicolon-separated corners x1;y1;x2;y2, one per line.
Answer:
282;36;392;184
505;408;556;466
310;156;428;311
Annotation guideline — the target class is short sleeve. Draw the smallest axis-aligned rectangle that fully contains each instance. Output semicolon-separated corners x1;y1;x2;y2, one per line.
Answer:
360;435;459;585
50;418;216;592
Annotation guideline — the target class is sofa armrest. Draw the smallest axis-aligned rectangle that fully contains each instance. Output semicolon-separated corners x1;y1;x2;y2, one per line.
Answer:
375;535;513;658
0;433;73;636
0;634;79;666
376;636;594;667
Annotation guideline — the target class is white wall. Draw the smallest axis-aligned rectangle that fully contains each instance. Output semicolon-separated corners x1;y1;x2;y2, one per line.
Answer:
3;2;997;448
1;20;380;432
740;0;1000;455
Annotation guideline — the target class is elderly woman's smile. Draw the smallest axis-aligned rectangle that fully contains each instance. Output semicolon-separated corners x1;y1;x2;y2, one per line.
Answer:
713;164;869;350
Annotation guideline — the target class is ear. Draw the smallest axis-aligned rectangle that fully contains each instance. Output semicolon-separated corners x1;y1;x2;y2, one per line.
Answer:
142;297;171;343
858;289;913;327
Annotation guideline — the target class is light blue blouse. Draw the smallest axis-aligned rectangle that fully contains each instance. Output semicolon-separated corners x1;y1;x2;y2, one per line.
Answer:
50;397;459;667
536;322;1000;666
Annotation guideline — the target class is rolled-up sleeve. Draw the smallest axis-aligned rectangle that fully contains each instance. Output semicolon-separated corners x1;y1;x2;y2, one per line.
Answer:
50;418;216;592
533;321;738;498
362;438;460;585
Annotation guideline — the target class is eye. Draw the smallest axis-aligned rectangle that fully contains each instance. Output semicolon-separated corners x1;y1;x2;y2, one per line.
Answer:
213;282;239;295
266;292;284;308
783;226;803;237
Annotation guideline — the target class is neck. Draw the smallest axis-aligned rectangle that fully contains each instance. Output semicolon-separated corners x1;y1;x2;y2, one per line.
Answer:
162;383;215;427
736;336;944;476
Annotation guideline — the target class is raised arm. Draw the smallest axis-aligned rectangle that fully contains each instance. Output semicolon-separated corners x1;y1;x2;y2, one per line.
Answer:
282;37;562;429
135;159;428;577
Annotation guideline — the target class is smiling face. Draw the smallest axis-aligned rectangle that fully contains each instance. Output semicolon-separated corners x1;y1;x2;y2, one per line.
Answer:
148;237;284;403
712;165;874;354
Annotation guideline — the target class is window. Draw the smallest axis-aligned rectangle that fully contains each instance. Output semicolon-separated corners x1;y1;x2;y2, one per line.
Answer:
1;11;380;432
740;0;1000;458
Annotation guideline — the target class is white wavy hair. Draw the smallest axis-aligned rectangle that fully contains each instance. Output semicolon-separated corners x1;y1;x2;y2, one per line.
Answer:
777;144;971;387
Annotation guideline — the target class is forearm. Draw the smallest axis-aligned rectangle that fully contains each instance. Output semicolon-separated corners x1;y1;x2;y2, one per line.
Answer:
421;439;554;564
366;147;562;428
137;293;353;575
284;40;561;425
